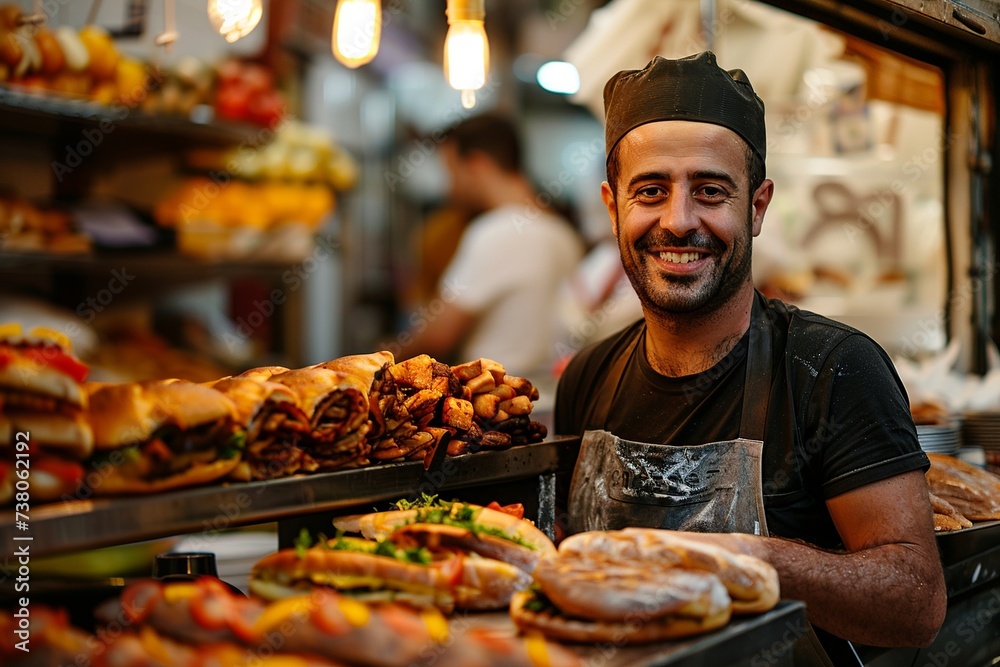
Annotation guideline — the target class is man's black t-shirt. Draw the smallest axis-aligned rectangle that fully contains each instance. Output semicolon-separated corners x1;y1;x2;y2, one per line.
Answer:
555;295;928;550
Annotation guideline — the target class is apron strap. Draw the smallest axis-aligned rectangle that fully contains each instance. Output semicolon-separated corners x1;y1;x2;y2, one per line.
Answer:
739;291;773;442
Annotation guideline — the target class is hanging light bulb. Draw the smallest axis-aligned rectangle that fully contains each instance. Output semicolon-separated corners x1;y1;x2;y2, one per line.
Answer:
207;0;263;44
332;0;381;68
444;0;489;109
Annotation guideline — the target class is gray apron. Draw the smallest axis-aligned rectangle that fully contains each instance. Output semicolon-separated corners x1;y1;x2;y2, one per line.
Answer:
566;293;847;667
568;294;772;536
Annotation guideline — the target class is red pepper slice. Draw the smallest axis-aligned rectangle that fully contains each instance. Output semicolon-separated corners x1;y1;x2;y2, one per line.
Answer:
438;552;465;588
311;592;351;637
18;346;89;383
486;501;525;520
34;456;84;487
120;581;163;625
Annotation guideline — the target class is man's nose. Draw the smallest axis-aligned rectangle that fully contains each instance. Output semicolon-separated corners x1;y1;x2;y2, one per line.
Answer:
658;192;700;237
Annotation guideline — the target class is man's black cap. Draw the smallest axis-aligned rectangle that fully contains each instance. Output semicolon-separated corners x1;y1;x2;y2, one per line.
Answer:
603;52;766;162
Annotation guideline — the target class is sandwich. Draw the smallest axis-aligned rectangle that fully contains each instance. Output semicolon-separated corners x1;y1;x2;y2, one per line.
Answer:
207;376;313;481
84;379;242;495
250;529;531;612
435;628;584;667
510;528;780;644
333;498;557;574
0;326;93;502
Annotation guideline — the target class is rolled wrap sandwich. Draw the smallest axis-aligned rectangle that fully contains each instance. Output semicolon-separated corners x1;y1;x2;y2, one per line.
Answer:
262;352;393;473
207;376;313;481
85;380;243;495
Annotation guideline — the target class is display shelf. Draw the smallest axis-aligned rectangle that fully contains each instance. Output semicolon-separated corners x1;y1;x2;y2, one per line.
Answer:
0;437;581;558
0;85;261;147
0;248;323;277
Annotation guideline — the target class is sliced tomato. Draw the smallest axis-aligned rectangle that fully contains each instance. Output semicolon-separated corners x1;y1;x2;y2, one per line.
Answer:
120;580;163;625
311;592;351;637
34;456;84;487
438;552;465;588
486;502;525;520
227;602;261;644
18;346;89;382
189;590;232;631
377;602;428;639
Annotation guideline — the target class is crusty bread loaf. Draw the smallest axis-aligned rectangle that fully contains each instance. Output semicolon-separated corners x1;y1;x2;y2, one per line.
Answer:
926;453;1000;521
559;528;780;614
532;555;731;621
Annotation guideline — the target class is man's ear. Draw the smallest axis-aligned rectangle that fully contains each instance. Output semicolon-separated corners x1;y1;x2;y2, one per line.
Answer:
750;178;774;237
601;181;619;238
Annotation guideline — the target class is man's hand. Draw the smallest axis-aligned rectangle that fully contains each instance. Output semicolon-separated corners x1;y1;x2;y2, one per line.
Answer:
673;470;946;648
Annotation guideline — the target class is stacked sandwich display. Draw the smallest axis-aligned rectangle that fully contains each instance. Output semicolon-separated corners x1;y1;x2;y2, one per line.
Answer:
0;325;92;503
0;343;549;505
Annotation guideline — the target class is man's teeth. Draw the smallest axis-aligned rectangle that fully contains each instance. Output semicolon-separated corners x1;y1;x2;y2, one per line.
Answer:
658;252;704;264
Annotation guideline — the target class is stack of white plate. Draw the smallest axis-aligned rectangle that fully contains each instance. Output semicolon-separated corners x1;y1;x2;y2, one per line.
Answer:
916;423;961;456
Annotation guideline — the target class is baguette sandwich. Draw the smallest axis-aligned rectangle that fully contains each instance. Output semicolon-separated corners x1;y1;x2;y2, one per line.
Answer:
334;499;556;574
250;530;531;612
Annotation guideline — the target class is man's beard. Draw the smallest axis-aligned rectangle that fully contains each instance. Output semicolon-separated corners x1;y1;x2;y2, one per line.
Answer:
618;208;753;315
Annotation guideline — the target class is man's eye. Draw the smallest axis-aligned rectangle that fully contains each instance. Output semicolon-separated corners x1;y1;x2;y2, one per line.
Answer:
637;186;664;198
698;185;727;198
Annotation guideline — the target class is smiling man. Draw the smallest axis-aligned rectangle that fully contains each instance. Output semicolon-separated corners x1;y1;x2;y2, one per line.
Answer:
555;53;945;662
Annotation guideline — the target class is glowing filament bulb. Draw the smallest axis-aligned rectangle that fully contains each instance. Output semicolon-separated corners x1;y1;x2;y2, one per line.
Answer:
207;0;263;43
444;0;489;109
332;0;381;68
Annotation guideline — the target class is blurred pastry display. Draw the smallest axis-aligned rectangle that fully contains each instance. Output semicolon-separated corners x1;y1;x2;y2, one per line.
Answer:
0;191;91;254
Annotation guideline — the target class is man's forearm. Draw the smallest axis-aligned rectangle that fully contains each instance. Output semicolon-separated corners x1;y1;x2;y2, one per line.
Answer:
741;535;946;647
